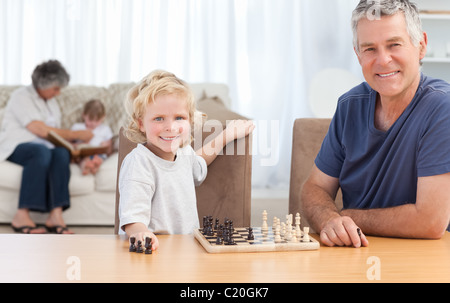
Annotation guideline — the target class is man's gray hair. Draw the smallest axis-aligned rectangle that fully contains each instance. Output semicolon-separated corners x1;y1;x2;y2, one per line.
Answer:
31;60;70;90
351;0;423;52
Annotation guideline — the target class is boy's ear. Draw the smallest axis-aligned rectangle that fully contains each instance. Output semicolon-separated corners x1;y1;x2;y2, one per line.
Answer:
138;118;145;132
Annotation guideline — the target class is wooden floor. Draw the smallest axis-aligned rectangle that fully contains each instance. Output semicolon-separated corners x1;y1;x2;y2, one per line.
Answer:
0;196;289;234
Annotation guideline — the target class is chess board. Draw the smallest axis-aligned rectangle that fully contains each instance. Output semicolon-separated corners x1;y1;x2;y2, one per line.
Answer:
194;227;320;253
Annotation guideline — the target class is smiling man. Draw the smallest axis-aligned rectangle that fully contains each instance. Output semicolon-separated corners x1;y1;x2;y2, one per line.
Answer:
301;0;450;247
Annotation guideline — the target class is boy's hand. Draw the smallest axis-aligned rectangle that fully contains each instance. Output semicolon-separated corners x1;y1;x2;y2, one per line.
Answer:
125;223;160;251
129;231;159;251
196;119;255;166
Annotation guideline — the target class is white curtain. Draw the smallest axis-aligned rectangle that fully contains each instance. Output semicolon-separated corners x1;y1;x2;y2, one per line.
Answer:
0;0;363;190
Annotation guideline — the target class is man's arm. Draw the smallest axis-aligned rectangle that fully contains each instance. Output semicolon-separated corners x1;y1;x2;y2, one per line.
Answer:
341;172;450;239
301;164;368;247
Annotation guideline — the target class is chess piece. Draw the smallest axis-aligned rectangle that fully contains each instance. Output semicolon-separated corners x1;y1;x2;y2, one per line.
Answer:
144;237;152;254
202;216;208;234
229;220;234;233
285;216;292;242
295;213;301;238
206;224;214;236
136;240;144;253
129;237;137;252
228;223;236;244
262;210;268;232
302;227;310;242
247;227;254;240
224;229;234;245
216;234;223;245
274;223;282;243
281;222;286;238
207;217;214;236
292;234;298;242
217;224;224;238
214;218;219;231
223;227;230;244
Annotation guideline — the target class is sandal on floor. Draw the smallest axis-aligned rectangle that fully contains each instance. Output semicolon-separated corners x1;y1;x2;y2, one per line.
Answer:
11;225;47;234
45;225;73;234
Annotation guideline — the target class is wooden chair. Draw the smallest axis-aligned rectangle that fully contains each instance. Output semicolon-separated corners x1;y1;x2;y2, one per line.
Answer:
288;118;343;232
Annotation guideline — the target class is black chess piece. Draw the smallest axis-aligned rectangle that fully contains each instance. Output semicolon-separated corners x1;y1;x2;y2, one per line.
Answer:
214;218;219;231
222;227;229;244
144;237;152;254
206;217;214;236
215;234;223;245
247;227;254;240
217;224;224;238
202;216;208;234
227;234;236;245
136;240;144;253
129;237;137;252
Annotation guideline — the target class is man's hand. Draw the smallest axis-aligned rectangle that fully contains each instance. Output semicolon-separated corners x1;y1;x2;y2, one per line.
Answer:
319;215;369;247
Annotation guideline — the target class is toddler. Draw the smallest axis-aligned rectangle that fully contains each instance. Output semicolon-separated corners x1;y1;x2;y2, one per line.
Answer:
71;99;113;175
119;70;254;251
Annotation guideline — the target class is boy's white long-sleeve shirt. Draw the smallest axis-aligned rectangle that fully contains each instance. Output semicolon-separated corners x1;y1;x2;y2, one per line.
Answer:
118;143;207;235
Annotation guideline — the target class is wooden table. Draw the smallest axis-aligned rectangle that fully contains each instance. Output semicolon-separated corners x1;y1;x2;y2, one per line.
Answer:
0;232;449;283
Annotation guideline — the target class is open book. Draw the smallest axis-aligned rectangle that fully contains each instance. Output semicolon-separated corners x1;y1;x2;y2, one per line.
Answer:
47;130;109;158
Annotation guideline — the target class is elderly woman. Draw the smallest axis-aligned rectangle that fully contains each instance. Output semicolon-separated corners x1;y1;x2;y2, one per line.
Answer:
0;60;93;234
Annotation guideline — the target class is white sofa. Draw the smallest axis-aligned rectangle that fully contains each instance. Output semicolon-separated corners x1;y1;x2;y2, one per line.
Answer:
0;82;233;226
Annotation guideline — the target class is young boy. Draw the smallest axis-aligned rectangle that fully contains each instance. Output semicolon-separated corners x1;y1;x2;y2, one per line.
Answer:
71;99;113;175
119;70;254;250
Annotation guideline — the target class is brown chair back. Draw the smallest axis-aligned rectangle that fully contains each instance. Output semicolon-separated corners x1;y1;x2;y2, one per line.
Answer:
288;118;342;232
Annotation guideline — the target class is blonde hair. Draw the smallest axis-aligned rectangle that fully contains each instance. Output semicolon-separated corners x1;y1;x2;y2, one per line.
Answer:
124;70;199;145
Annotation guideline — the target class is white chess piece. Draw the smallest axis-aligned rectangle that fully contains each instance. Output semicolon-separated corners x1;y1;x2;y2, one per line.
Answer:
285;215;292;242
295;213;301;238
274;223;282;243
261;210;268;232
302;227;310;242
291;233;298;242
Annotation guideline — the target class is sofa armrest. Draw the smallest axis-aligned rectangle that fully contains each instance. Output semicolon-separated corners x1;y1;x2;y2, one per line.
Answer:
288;118;342;232
114;127;252;234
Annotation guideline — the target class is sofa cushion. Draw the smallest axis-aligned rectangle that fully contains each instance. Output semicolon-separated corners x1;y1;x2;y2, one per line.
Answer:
0;161;23;191
95;152;118;192
69;164;97;196
0;160;96;196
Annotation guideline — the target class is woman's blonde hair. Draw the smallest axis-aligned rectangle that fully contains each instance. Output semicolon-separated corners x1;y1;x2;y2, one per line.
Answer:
124;70;199;145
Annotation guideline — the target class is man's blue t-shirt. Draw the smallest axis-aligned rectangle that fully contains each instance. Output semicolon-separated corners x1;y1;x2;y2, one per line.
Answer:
315;74;450;231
